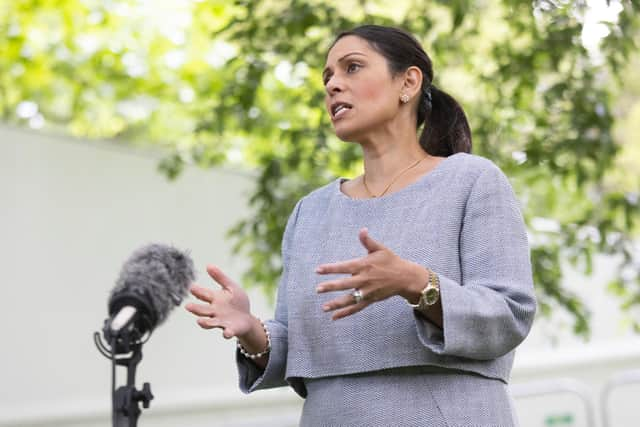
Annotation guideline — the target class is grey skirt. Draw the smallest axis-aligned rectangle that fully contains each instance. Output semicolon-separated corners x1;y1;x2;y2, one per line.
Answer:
300;367;518;427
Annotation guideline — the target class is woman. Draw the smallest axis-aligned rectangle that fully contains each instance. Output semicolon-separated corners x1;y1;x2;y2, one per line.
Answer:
186;25;536;426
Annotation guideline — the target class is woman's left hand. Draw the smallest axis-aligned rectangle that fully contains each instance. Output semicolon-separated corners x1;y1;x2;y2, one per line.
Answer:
316;227;426;320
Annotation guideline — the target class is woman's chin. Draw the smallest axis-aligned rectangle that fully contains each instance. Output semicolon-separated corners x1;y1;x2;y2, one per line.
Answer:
333;125;364;143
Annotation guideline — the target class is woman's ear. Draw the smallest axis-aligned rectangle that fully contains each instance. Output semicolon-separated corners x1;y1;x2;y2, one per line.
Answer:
403;66;423;99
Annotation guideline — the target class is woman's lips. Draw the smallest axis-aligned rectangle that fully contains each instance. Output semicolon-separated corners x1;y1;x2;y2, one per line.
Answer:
334;106;351;119
331;103;353;121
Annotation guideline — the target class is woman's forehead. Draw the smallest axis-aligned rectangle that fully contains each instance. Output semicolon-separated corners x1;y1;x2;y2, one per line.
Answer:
325;35;375;66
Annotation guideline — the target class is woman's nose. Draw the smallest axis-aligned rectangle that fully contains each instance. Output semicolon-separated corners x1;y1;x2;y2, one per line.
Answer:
325;76;343;95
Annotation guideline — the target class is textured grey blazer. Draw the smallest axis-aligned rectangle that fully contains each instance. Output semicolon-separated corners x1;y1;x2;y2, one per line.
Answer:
237;153;537;425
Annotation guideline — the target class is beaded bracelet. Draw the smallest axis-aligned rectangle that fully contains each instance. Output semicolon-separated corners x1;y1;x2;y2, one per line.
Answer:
237;319;271;360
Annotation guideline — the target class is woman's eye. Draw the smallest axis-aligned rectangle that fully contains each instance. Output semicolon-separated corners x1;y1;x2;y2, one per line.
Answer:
347;63;361;73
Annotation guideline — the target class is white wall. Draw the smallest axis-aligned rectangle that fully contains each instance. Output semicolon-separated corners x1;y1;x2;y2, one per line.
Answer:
1;125;638;427
0;126;302;427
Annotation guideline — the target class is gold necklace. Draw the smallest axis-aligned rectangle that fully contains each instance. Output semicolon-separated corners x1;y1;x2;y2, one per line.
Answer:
362;156;429;198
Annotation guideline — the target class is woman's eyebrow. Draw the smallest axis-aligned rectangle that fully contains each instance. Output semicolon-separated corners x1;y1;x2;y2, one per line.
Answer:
322;52;367;80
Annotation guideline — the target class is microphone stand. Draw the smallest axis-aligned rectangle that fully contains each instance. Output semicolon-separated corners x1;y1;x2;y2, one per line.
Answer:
95;321;154;427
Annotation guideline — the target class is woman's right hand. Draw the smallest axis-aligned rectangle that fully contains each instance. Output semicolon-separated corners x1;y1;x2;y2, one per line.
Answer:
185;265;262;345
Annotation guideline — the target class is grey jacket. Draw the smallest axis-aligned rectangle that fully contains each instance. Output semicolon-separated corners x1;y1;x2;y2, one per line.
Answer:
238;153;537;399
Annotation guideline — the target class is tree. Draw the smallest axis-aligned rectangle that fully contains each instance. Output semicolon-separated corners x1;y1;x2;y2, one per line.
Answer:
2;0;639;336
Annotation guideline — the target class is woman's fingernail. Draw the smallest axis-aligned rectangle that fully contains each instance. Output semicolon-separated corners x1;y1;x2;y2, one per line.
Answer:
322;305;330;311
316;286;324;293
316;266;324;273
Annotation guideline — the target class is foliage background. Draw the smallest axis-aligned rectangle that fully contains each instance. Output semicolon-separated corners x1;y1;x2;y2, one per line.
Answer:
2;0;639;337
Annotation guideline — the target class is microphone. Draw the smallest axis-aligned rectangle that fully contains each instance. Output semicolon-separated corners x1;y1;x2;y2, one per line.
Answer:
105;243;195;344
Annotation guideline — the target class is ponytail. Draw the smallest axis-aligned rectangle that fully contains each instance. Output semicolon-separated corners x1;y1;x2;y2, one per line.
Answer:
418;85;472;156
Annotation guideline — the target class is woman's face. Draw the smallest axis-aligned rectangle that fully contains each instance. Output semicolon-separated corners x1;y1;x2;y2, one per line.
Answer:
323;35;405;142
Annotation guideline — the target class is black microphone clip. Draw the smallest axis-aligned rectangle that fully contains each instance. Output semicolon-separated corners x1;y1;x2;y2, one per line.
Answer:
103;291;156;354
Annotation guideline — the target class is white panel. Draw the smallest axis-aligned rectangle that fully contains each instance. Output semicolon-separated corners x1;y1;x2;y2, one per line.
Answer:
0;126;302;426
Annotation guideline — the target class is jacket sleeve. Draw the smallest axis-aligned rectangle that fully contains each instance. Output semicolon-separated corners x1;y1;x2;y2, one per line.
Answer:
237;199;303;394
415;165;537;360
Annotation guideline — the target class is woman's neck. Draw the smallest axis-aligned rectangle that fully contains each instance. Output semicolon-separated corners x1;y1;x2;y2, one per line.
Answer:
360;135;428;185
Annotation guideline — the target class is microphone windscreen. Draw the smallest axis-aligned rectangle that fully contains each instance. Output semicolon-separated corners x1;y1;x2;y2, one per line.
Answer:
109;243;195;329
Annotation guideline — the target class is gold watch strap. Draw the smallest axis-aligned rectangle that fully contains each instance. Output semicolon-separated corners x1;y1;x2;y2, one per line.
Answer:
419;271;440;309
406;268;435;309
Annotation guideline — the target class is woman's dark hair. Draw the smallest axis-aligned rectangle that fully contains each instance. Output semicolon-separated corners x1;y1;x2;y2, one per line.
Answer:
331;25;472;156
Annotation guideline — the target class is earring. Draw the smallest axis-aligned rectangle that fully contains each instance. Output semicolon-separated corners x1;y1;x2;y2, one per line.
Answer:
400;93;410;104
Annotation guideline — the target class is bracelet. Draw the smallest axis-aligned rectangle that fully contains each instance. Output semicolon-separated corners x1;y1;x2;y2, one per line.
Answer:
237;319;271;360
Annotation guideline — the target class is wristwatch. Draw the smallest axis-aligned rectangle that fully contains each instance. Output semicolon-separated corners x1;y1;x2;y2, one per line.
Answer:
407;269;440;311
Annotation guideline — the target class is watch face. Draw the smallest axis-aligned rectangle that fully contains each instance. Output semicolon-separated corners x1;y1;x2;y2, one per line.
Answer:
424;287;440;305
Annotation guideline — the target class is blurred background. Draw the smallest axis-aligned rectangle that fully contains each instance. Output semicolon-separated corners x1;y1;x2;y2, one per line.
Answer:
1;0;639;426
